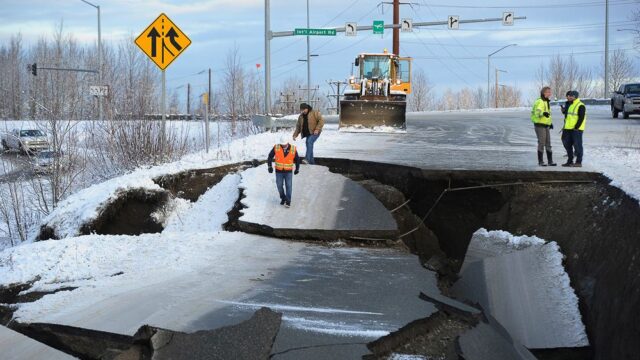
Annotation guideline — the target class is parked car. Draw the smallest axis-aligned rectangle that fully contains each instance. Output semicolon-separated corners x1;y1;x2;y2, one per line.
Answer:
1;129;50;153
611;83;640;119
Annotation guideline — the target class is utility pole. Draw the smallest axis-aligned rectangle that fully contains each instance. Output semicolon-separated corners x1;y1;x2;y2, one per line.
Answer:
604;0;610;97
80;0;102;121
265;0;272;115
187;83;191;120
487;44;516;108
306;0;311;104
495;68;507;108
393;0;400;55
327;79;348;114
207;68;211;152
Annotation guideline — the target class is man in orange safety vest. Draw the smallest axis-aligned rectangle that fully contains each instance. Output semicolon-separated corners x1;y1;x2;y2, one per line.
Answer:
267;135;301;208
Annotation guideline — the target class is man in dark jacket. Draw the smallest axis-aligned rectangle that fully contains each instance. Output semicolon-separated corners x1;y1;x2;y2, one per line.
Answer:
267;135;301;208
293;103;324;164
560;90;587;167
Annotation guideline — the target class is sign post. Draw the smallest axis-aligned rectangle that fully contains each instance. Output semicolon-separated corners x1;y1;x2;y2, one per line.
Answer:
135;13;191;146
502;12;515;26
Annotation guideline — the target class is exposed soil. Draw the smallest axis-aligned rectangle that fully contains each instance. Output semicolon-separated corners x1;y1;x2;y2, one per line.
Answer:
153;160;259;201
0;282;77;326
317;157;639;360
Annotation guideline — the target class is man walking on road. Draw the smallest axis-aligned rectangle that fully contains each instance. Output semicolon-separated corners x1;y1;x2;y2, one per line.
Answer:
531;86;557;166
560;90;587;167
268;135;301;208
293;103;324;164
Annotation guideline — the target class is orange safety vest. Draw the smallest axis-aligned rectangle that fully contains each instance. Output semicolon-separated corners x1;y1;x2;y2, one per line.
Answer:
274;144;296;171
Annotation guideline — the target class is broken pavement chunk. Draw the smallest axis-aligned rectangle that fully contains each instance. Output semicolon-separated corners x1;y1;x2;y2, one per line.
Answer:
121;307;282;360
452;237;589;349
238;165;397;240
456;322;537;360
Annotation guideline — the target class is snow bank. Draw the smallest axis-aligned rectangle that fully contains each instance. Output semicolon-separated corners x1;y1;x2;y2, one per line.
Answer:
590;146;640;201
39;131;300;239
162;173;240;233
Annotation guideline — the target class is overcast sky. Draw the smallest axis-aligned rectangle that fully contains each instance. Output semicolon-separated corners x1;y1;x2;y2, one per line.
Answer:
1;0;638;100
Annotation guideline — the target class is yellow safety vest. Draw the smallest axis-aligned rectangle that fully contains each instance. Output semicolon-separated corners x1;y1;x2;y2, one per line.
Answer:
564;99;586;131
530;98;552;125
274;144;296;171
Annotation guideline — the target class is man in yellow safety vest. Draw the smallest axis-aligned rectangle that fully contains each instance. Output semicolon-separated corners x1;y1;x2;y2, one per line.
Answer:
560;90;586;167
267;135;301;208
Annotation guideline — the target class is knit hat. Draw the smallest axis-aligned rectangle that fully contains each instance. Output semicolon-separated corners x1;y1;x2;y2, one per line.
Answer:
566;90;579;98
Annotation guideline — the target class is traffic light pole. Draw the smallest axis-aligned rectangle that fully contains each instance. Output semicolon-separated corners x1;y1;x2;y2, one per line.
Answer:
263;4;526;112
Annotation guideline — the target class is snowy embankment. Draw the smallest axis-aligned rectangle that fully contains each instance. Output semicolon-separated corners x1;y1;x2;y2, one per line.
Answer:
38;131;294;240
591;146;640;201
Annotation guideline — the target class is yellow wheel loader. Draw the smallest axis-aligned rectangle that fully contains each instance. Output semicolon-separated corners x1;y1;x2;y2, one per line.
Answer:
339;50;411;131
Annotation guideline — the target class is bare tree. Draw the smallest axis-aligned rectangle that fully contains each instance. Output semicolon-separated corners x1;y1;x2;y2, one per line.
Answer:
608;49;636;92
222;45;245;135
408;69;434;112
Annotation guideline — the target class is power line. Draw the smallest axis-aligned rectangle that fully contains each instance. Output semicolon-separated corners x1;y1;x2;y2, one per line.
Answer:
425;20;636;32
423;0;635;9
412;47;636;60
401;40;627;48
409;5;485;81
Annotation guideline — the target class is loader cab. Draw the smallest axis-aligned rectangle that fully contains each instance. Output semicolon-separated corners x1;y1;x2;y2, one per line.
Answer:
351;53;412;95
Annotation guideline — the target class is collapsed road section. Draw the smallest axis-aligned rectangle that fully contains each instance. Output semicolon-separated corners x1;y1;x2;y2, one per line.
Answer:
3;158;639;359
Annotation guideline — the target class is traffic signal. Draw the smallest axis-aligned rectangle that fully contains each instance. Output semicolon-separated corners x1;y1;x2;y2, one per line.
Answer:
29;63;37;76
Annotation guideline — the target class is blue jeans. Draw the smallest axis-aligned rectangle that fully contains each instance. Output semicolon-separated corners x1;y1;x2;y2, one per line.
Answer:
305;134;319;164
275;171;293;203
562;130;584;164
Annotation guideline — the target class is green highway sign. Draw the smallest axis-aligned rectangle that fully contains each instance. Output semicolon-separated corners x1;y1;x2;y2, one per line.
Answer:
294;28;337;36
373;20;384;34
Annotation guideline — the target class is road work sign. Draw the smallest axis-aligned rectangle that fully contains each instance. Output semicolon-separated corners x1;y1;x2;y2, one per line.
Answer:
345;22;357;36
373;20;384;35
448;16;460;30
135;13;191;70
503;12;515;26
294;28;337;36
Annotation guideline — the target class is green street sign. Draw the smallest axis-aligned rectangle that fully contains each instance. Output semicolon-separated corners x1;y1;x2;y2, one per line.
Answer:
294;28;337;36
373;20;384;35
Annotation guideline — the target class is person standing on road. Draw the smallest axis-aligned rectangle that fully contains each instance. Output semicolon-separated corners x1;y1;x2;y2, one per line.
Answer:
268;135;301;208
560;90;587;167
531;86;557;166
293;103;324;165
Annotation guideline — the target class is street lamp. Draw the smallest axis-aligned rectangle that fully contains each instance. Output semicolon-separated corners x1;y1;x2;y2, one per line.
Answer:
298;54;319;62
80;0;102;121
487;44;516;108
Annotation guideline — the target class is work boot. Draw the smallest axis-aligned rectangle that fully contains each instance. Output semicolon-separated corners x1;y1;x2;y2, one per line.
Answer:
572;163;583;168
284;201;291;208
546;151;557;166
562;161;573;167
538;152;547;166
280;199;286;205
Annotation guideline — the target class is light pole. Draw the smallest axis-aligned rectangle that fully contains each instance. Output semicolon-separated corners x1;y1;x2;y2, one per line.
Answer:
80;0;102;121
605;0;610;98
487;44;516;108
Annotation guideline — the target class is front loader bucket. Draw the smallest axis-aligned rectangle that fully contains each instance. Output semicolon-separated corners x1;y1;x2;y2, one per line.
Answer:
339;100;407;131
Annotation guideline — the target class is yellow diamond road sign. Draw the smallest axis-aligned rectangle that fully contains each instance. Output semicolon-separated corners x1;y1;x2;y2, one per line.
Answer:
135;13;191;70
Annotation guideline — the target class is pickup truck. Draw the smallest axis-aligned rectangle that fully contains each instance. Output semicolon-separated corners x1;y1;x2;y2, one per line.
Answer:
1;129;50;153
611;83;640;119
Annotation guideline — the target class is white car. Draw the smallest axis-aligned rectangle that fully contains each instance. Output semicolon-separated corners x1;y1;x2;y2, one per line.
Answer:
29;150;66;173
1;129;50;153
